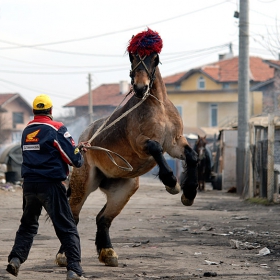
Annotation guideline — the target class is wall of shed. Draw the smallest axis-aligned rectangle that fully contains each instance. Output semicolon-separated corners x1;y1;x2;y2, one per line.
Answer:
221;130;237;190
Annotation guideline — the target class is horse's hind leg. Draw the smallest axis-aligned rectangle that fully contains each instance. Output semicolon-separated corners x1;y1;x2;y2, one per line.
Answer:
96;177;139;267
146;140;180;194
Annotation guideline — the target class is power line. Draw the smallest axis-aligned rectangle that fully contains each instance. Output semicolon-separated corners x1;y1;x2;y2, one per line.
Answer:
0;1;228;55
0;78;74;99
0;43;230;69
0;57;128;69
0;67;128;75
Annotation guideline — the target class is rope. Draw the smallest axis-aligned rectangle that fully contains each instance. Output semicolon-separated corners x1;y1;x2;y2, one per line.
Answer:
85;146;133;171
87;88;133;144
87;90;150;144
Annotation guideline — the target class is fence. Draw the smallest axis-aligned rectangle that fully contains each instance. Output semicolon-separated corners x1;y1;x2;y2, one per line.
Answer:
247;114;280;202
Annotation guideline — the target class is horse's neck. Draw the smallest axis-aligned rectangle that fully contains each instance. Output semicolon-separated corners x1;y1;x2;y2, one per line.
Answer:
150;67;167;102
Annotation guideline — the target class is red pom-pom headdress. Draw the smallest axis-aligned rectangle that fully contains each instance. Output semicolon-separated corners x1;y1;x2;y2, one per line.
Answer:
127;28;163;57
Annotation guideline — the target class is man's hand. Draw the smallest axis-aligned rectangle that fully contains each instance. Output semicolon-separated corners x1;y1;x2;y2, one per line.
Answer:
77;141;91;153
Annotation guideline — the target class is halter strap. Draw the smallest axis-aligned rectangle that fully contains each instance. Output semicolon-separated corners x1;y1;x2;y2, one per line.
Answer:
130;54;157;90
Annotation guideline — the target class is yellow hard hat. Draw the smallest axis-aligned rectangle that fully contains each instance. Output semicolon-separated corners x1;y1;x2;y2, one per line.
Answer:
33;94;53;110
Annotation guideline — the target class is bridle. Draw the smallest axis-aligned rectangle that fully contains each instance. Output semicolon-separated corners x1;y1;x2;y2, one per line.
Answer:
129;53;158;99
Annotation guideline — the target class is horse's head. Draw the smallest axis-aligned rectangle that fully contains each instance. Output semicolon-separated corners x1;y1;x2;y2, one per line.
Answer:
195;135;207;160
129;52;159;99
127;28;162;99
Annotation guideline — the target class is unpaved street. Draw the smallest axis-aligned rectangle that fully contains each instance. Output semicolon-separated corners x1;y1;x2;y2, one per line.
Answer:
1;177;280;280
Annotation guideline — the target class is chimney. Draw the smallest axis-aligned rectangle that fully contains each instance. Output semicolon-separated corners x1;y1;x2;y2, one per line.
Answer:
119;81;129;94
219;54;225;61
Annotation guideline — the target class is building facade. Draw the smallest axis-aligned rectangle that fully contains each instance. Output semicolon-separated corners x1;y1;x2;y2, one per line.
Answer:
164;56;274;128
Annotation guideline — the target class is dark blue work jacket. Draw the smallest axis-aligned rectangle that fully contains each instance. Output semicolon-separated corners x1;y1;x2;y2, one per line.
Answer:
21;115;84;182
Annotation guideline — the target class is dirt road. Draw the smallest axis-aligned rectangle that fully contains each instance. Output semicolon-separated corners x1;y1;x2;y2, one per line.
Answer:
1;177;280;280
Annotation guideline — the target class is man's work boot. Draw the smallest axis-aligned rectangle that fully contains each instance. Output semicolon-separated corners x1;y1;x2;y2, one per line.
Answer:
66;270;87;280
6;257;21;277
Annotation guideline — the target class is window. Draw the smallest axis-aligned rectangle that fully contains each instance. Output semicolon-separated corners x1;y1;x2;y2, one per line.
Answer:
198;76;205;89
223;83;230;89
176;106;182;117
13;112;24;128
175;84;181;90
210;104;218;127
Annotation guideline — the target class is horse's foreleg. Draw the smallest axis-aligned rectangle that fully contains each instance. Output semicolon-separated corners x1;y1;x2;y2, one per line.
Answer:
146;140;180;194
96;177;139;267
180;145;198;206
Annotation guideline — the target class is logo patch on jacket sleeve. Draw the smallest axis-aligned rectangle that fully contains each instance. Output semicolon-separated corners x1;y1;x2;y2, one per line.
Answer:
64;131;71;138
26;129;40;143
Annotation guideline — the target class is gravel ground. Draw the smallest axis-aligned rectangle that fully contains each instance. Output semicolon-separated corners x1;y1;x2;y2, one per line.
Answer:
0;176;280;280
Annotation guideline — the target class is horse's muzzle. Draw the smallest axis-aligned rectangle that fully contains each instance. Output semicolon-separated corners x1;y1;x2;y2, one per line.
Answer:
133;84;149;99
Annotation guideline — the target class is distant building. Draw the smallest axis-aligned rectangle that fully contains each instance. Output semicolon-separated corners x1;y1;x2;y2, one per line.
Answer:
0;93;33;145
163;56;275;128
251;60;280;114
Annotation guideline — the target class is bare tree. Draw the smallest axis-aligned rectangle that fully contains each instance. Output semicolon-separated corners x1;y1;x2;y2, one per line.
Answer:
260;19;280;58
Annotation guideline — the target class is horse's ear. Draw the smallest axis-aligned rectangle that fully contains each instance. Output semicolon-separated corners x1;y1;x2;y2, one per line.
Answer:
154;54;160;67
129;53;134;63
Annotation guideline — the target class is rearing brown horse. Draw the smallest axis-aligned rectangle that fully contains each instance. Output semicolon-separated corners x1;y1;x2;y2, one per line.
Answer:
56;28;198;268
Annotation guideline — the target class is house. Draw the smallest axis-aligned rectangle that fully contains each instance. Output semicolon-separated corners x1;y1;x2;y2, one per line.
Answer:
251;59;280;113
0;93;33;145
64;81;131;121
163;56;275;128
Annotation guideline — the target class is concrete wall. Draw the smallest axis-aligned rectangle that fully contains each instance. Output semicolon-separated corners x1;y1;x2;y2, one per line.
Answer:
221;130;237;190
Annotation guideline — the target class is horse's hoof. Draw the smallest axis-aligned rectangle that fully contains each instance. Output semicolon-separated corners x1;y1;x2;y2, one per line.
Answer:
165;182;180;195
55;253;67;267
99;248;118;267
181;193;194;206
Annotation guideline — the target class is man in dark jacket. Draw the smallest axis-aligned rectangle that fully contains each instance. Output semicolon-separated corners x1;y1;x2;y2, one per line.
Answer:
6;94;89;280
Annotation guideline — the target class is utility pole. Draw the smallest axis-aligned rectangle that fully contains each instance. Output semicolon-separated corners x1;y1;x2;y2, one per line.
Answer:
88;73;93;124
236;0;249;195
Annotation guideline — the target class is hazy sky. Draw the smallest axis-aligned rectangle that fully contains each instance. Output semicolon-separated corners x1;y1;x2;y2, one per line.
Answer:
0;0;279;117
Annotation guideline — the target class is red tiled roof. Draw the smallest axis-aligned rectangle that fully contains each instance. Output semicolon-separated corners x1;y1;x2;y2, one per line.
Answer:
163;71;186;84
246;57;274;81
64;83;132;107
164;56;275;84
0;93;18;106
